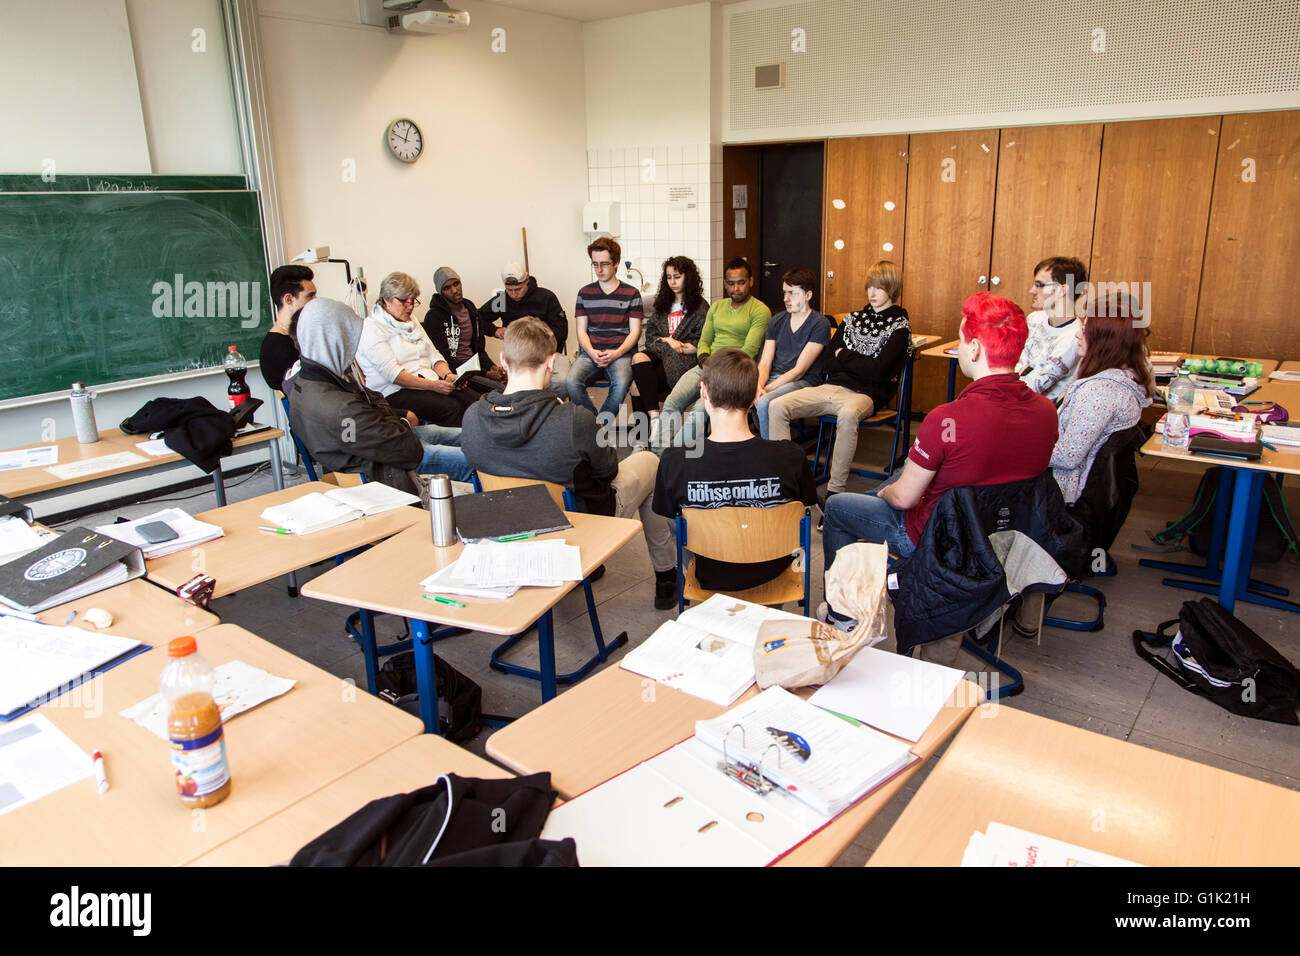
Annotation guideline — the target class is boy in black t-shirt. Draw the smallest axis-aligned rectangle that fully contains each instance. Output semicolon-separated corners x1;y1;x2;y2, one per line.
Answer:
653;348;817;592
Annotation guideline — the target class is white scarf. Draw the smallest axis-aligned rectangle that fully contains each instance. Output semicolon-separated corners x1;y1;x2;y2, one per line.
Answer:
371;302;425;344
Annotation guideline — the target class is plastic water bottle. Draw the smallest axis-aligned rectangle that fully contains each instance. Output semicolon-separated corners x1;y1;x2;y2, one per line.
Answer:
161;636;231;808
1165;370;1195;450
224;346;250;409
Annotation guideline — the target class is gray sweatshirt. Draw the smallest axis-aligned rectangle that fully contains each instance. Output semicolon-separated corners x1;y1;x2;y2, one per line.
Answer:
1051;367;1152;504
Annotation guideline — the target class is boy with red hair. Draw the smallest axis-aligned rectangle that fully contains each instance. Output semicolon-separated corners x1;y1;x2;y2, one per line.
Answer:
821;293;1058;630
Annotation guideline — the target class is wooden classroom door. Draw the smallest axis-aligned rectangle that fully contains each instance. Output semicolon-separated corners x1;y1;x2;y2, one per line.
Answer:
903;128;1001;412
1090;116;1221;353
988;123;1104;316
821;135;910;317
1193;109;1300;360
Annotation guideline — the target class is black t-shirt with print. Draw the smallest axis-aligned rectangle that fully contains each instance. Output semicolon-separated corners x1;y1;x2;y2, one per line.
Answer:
653;437;817;591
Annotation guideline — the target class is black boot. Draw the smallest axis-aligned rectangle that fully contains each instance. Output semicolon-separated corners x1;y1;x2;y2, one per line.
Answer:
654;568;678;611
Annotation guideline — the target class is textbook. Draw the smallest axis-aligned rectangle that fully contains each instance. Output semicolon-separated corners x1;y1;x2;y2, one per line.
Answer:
453;483;571;543
620;594;807;706
0;617;148;720
260;483;418;535
0;528;145;614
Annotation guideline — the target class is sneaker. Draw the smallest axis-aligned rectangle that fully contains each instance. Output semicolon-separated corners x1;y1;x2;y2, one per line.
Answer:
654;570;677;610
816;601;857;633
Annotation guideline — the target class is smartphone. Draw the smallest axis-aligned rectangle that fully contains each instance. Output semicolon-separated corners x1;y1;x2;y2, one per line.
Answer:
136;520;179;544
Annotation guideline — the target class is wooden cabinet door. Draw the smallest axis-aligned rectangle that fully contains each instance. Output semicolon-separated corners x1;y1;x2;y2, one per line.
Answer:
1194;110;1300;359
821;135;910;316
989;124;1103;315
904;129;1001;411
1090;117;1220;353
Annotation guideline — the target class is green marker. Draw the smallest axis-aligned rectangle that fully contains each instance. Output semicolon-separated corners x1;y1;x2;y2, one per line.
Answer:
496;532;536;542
258;526;291;535
423;594;466;608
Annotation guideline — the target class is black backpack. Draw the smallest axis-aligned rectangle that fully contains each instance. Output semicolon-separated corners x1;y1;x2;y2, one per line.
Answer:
1133;598;1300;724
1150;465;1300;563
375;651;484;742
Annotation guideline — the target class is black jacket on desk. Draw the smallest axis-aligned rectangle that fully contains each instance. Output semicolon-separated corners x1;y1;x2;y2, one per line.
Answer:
478;277;568;353
460;388;616;515
286;359;423;493
422;295;495;373
825;304;911;409
119;396;234;474
888;471;1086;655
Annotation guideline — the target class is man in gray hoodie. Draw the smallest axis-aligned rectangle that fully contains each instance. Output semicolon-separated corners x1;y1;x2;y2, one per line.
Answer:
460;318;678;609
286;298;472;490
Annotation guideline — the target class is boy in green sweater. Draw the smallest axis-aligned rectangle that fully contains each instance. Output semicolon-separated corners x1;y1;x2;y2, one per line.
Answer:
654;257;770;455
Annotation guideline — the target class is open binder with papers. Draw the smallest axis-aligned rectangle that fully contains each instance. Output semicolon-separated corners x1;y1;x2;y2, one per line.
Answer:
540;687;918;865
0;528;145;614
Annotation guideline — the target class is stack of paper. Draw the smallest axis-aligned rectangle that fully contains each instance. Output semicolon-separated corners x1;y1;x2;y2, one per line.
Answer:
0;517;44;567
962;822;1143;867
457;539;583;588
1267;369;1300;383
694;686;917;817
1261;422;1300;447
94;507;224;559
119;660;295;739
418;561;520;601
620;594;807;705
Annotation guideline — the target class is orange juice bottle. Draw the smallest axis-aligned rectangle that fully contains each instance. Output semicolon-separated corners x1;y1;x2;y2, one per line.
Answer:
161;636;231;808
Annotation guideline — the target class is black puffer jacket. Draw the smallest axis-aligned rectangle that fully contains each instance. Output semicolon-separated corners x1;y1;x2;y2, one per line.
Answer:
888;471;1086;655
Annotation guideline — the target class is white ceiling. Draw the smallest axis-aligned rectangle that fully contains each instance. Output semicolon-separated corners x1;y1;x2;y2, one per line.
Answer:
481;0;746;23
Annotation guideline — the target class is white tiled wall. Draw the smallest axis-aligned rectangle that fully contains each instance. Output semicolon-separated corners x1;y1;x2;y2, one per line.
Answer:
586;143;726;302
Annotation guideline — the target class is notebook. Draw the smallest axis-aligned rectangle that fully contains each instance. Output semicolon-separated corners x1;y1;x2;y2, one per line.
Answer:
0;528;145;614
94;507;224;559
320;482;420;516
453;483;572;543
0;617;149;720
261;484;419;535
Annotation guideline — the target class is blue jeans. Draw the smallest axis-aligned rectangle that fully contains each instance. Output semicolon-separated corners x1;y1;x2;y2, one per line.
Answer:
822;471;915;580
567;350;633;419
413;424;471;481
756;380;807;439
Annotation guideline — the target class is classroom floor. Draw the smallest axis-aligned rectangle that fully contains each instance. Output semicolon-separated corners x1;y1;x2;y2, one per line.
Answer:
75;427;1300;866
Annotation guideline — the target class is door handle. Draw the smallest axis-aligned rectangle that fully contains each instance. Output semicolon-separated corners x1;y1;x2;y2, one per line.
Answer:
977;275;987;285
991;276;1001;286
762;261;779;268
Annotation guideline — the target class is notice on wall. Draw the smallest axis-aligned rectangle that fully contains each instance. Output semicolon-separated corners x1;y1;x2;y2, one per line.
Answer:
668;185;697;211
732;184;748;209
734;209;747;240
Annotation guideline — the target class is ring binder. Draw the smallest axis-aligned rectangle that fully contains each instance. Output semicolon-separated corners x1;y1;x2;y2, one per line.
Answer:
716;722;781;795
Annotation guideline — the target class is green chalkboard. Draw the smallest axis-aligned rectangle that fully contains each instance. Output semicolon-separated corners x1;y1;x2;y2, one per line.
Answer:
0;183;270;401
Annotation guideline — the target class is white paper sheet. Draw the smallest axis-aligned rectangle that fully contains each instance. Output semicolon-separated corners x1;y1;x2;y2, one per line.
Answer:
134;439;172;456
0;517;45;567
0;618;143;717
44;451;148;480
458;354;481;374
0;446;58;471
809;647;966;742
457;539;582;587
0;713;93;816
119;660;296;740
962;821;1144;867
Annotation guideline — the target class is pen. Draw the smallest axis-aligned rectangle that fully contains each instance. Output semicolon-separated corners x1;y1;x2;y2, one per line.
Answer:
91;750;109;795
258;526;291;535
1260;441;1277;451
64;610;77;626
496;532;536;542
422;594;466;608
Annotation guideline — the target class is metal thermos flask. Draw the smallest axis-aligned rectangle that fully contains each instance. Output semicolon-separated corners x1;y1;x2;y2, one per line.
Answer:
70;382;99;444
429;475;456;546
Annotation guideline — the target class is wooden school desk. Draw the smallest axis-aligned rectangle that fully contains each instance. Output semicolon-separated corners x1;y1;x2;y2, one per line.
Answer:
0;425;287;511
0;623;421;866
145;481;425;600
867;706;1300;866
187;735;509;866
1138;393;1300;614
486;664;983;866
35;577;219;642
302;513;643;733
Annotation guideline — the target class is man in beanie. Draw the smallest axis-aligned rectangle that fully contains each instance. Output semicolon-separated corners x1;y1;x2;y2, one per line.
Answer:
422;266;505;390
481;261;570;397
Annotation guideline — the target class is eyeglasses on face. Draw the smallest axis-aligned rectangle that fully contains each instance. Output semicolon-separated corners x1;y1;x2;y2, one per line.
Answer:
395;296;421;305
1033;281;1060;290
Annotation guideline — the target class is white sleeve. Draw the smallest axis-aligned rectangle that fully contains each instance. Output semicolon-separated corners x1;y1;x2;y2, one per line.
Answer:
356;321;404;393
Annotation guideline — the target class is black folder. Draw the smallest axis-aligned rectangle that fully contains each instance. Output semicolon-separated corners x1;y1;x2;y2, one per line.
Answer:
0;527;145;613
454;484;572;543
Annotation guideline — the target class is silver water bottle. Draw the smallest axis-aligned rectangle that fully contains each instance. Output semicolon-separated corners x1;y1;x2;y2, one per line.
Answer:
69;382;99;444
429;475;456;547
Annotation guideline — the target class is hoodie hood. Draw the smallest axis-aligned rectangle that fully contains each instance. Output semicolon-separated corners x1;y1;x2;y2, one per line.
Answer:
297;298;363;378
469;388;561;448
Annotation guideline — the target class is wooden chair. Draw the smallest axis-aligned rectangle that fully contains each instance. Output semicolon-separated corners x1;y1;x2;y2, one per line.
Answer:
471;472;628;684
674;500;811;613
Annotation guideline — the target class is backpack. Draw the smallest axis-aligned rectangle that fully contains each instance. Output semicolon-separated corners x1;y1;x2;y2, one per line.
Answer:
375;651;484;742
1133;598;1300;724
1150;465;1300;563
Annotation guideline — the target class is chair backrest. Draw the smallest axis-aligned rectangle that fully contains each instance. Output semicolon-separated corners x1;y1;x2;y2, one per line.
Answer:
681;501;806;563
1071;422;1149;552
474;471;571;510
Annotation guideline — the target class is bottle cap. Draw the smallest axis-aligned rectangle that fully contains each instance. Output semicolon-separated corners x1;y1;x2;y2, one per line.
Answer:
71;382;85;391
167;636;197;657
429;475;452;499
228;345;237;352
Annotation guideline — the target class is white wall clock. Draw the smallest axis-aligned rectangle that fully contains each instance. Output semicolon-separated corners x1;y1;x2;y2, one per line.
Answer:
386;118;423;164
